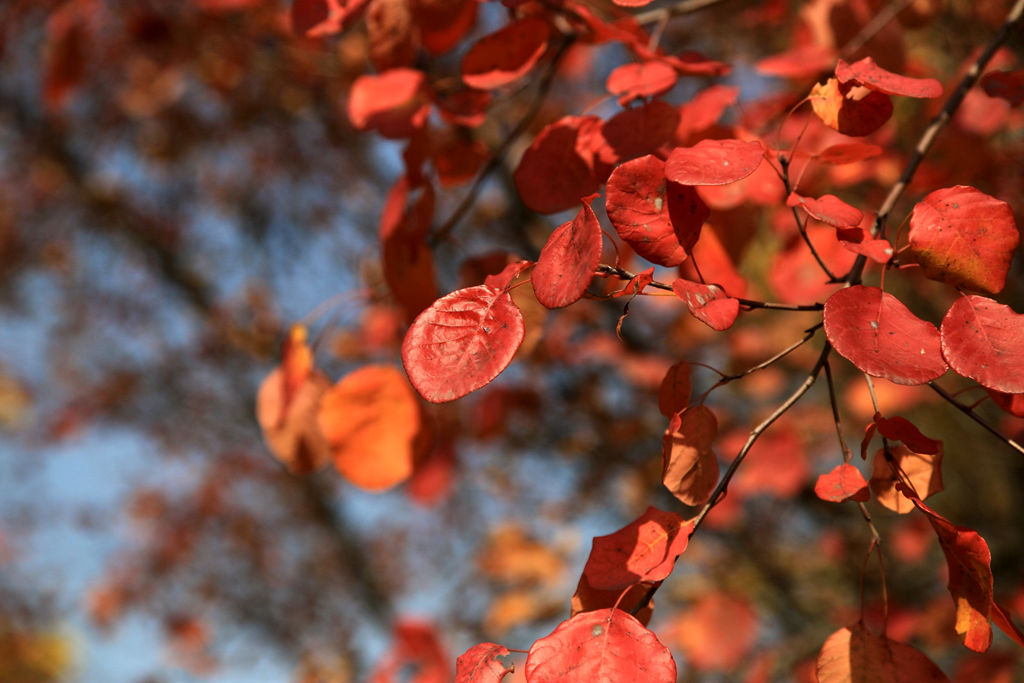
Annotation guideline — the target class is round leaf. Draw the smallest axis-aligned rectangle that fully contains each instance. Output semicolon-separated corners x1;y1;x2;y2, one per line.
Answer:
940;295;1024;393
665;139;764;186
824;286;946;385
526;609;676;683
402;285;525;402
606;155;690;267
908;186;1018;295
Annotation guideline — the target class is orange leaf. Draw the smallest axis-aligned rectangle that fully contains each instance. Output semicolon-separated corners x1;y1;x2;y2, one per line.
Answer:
816;623;950;682
662;406;719;505
869;445;944;513
317;365;422;490
810;78;893;137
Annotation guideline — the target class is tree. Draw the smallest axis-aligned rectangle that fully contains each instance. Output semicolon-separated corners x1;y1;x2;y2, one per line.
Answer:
1;0;1024;681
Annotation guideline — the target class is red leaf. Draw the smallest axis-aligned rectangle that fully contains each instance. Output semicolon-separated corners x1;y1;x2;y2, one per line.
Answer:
612;0;653;6
454;643;514;683
903;489;997;652
461;16;549;90
415;0;477;55
525;609;676;683
786;192;863;228
348;68;430;139
402;285;525;403
981;69;1024;107
317;365;422;491
810;78;893;137
606;266;655;298
514;116;603;214
836;56;943;98
824;285;947;385
814;142;883;165
293;0;370;37
815;464;870;503
606;61;678;104
665;139;764;186
816;623;950;683
605;155;690;267
484;260;533;291
380;177;438;321
908;186;1019;295
662;406;719;506
532;198;602;309
582;506;693;590
570;577;654;627
873;414;941;454
940;295;1024;393
836;226;894;263
600;100;680;162
869;445;944;513
672;279;739;331
658;361;692;417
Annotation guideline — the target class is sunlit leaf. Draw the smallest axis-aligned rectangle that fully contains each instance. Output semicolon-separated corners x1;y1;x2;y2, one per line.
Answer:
582;506;692;590
908;186;1019;295
662;406;719;505
402;285;525;402
824;286;947;385
940;295;1024;393
816;623;950;682
454;642;514;683
525;609;676;683
665;139;764;186
815;464;870;503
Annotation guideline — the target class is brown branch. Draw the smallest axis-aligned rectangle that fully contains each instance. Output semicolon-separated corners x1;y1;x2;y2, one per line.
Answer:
633;0;734;25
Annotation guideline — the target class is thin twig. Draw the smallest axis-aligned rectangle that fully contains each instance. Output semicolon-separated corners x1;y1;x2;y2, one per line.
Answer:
839;0;916;58
596;264;824;311
928;382;1024;457
693;343;831;532
779;156;839;282
843;0;1024;285
823;359;853;462
716;324;821;384
429;35;575;246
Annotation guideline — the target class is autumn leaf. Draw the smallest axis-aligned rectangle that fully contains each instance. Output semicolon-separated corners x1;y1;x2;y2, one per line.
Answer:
671;279;739;331
514;116;604;214
813;142;884;165
380;176;438;321
317;365;422;491
605;155;693;267
461;16;549;90
581;506;693;590
816;622;950;682
900;486;1000;652
525;609;676;683
664;138;764;186
454;642;514;683
402;285;525;403
907;186;1018;295
869;444;944;513
255;326;332;473
835;57;942;98
981;69;1024;107
786;192;863;228
600;100;680;162
815;463;870;503
940;295;1024;394
606;61;677;104
532;197;602;309
810;78;894;137
347;68;431;139
662;405;719;505
824;285;947;385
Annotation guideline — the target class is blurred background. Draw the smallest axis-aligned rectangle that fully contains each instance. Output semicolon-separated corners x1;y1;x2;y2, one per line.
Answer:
0;1;1022;681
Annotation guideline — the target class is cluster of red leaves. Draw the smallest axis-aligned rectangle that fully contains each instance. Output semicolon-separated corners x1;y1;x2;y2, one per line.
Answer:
253;0;1024;680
